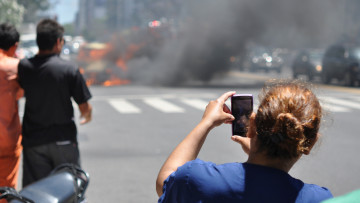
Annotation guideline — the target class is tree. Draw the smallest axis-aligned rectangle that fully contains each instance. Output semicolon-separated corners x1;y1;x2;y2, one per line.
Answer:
17;0;52;23
0;0;25;25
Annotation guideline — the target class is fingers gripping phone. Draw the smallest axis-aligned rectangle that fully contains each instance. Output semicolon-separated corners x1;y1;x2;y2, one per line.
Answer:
231;94;253;137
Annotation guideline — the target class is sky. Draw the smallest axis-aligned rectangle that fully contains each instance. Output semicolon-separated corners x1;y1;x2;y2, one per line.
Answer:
51;0;79;24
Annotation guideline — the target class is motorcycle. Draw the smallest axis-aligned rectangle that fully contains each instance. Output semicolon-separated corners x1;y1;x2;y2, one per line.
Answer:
0;164;89;203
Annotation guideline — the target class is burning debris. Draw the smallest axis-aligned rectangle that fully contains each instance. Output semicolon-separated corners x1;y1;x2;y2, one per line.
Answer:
76;23;171;86
77;0;348;86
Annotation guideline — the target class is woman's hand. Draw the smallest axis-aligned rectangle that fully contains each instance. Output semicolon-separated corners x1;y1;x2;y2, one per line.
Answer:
201;91;236;128
156;91;236;197
231;113;256;155
231;136;251;155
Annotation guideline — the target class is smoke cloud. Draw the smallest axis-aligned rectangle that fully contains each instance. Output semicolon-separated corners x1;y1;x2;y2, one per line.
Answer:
126;0;348;85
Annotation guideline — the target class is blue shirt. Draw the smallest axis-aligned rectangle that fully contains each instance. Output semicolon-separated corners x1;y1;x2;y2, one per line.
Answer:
159;159;333;203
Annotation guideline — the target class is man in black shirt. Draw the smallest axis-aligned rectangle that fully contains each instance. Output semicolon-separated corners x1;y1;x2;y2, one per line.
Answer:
16;19;93;186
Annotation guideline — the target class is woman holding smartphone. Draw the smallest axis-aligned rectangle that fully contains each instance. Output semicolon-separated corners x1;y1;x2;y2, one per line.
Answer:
156;80;333;202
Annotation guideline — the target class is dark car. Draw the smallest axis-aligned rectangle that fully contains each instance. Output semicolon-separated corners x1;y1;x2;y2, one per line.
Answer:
247;47;283;73
292;49;323;81
321;44;360;86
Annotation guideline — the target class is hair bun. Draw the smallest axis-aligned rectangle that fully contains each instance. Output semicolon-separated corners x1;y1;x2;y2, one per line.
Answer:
273;113;304;142
255;80;322;159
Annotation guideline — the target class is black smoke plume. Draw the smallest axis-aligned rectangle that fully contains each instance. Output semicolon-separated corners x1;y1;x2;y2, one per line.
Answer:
127;0;348;85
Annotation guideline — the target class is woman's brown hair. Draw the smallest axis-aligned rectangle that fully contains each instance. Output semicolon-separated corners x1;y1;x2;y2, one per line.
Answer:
255;80;322;159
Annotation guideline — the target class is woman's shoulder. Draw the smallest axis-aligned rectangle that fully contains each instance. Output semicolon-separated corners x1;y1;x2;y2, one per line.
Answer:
175;159;245;187
178;159;243;174
296;183;333;202
171;159;246;197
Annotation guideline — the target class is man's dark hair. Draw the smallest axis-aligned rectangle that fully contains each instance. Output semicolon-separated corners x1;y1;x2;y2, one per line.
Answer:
0;23;20;51
36;19;64;51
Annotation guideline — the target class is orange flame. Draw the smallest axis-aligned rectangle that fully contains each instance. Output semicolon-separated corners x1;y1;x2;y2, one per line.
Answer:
78;34;147;87
116;58;128;71
103;77;130;86
85;72;98;86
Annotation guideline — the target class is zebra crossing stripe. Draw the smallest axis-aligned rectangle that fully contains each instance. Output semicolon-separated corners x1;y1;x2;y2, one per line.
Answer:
321;103;350;112
109;99;141;114
181;99;208;111
104;96;360;114
143;98;184;113
350;96;360;102
252;99;349;113
322;97;360;110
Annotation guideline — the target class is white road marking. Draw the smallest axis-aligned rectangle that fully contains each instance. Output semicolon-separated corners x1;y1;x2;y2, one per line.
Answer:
108;99;141;114
92;93;217;101
181;99;208;111
102;95;360;114
350;96;360;102
321;103;350;112
143;98;184;113
321;96;360;110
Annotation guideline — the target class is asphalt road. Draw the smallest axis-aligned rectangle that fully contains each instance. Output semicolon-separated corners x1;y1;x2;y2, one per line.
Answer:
18;71;360;202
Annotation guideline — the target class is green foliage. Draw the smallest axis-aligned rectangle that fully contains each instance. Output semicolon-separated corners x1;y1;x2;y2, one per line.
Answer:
17;0;52;23
0;0;53;25
0;0;25;26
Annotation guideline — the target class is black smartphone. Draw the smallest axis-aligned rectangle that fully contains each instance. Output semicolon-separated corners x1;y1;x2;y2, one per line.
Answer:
231;94;253;137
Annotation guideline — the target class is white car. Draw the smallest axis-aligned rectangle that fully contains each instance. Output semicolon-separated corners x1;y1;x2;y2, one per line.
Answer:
19;34;38;58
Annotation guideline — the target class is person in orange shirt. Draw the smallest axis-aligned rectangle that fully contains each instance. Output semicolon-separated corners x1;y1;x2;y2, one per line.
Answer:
0;23;23;197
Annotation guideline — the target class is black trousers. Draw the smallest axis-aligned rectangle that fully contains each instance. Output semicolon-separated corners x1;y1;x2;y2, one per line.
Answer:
22;141;81;187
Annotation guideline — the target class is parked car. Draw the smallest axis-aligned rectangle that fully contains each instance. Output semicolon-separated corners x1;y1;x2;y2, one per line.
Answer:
321;44;360;86
247;47;283;73
292;49;323;80
19;34;38;58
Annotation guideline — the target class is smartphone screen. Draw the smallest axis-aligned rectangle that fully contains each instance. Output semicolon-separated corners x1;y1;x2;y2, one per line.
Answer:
231;94;253;137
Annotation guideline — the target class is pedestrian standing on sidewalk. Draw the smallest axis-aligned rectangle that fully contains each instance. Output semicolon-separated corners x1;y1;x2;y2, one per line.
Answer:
0;23;23;195
0;18;93;187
